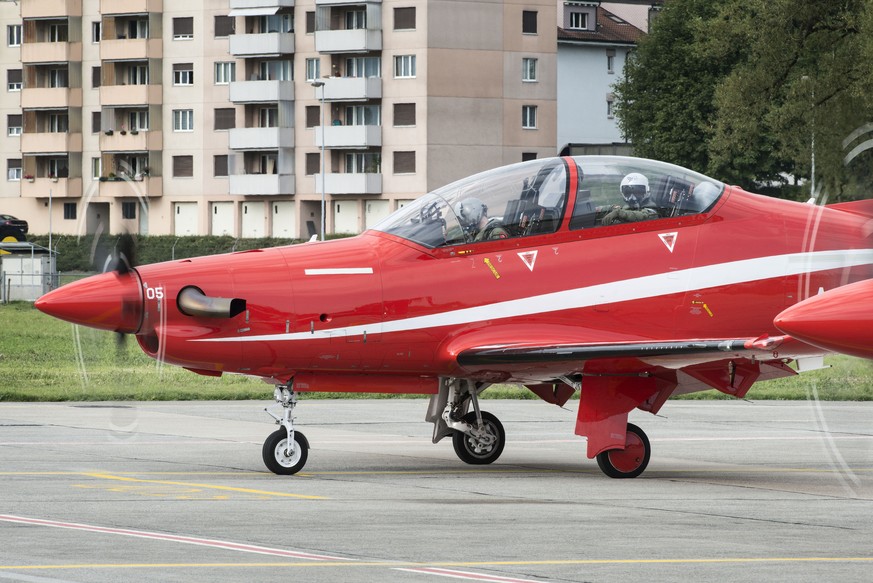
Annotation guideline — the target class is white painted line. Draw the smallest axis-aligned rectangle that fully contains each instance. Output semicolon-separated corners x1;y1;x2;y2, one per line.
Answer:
304;268;373;275
0;571;80;583
395;567;545;582
0;515;350;561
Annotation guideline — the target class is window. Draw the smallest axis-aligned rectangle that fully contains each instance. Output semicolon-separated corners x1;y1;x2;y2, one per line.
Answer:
48;24;68;43
606;49;616;74
305;11;315;33
7;158;21;181
260;13;293;33
569;12;588;30
214;155;228;177
122;202;137;220
393;103;415;127
7;69;21;91
173;155;193;177
215;15;235;38
127;65;148;85
606;96;615;119
346;9;366;30
48;158;68;178
394;151;415;174
522;152;537;162
63;203;77;220
214;108;236;130
214;61;235;85
259;60;292;81
522;58;537;82
129;110;149;131
48;113;69;133
522;10;537;34
127;19;149;39
345;105;380;126
305;58;320;82
173;17;194;40
49;68;69;88
92;21;101;43
7;25;21;47
259;107;278;128
394;7;416;30
345;57;380;78
394;55;416;78
7;114;21;137
92;111;101;133
92;157;101;179
92;66;101;88
522;105;537;129
173;63;194;86
173;109;194;132
305;106;320;128
305;153;321;175
345;152;380;174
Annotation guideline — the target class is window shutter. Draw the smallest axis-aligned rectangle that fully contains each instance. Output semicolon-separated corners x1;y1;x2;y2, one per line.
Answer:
92;66;101;88
393;103;415;126
305;12;315;33
522;10;537;34
215;15;235;37
174;17;194;36
305;153;320;175
394;7;415;30
394;151;415;174
214;108;236;130
173;155;193;177
305;106;320;128
8;114;21;127
8;69;21;84
214;155;228;177
173;63;192;72
8;158;21;171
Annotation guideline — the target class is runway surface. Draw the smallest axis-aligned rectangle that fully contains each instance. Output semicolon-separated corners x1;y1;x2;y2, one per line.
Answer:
1;399;872;582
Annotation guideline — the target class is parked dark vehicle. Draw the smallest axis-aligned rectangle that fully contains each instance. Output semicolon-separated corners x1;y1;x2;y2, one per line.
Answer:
0;214;27;241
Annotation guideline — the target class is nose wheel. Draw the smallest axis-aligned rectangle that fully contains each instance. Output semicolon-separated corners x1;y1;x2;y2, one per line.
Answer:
263;384;310;475
595;423;650;479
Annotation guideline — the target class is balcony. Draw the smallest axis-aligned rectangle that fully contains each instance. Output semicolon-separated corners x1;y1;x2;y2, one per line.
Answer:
20;132;83;154
21;42;83;65
229;79;294;103
230;0;295;9
229;127;294;150
229;32;295;57
315;29;381;54
22;0;83;18
100;84;162;107
229;173;295;196
322;173;382;194
20;88;83;109
98;176;163;197
316;125;381;149
21;177;82;198
99;129;162;152
321;76;381;101
100;38;162;61
100;0;163;15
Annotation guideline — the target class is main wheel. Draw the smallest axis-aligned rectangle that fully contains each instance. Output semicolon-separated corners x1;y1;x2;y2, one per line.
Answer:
262;429;309;475
452;411;505;465
596;423;650;479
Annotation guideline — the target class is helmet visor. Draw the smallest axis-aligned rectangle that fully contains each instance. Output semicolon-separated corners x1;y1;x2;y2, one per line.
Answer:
621;184;648;198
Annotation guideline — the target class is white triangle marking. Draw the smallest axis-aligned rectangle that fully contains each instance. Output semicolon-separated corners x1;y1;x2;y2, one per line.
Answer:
518;250;538;271
659;232;678;253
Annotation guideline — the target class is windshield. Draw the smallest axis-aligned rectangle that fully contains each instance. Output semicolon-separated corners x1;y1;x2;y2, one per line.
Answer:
372;156;724;247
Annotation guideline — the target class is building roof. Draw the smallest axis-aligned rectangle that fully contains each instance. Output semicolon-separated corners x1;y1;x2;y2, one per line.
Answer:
558;6;645;45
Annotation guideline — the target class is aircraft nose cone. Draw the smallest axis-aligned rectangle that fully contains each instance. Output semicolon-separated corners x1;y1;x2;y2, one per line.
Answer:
775;279;873;359
35;270;144;334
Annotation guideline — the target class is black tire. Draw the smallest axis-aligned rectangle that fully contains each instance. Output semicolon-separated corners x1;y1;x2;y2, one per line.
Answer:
596;423;650;479
452;411;505;465
262;429;309;475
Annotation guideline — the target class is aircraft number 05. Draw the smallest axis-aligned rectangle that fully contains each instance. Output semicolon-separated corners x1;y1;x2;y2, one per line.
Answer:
144;285;164;301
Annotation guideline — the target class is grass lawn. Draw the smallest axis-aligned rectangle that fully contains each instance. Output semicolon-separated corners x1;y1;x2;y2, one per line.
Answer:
1;302;871;402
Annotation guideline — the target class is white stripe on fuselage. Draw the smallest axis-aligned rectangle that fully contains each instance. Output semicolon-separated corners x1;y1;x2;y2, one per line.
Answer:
193;249;873;344
304;267;374;275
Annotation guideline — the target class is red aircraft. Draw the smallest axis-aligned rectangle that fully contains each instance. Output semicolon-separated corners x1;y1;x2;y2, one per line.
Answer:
35;156;873;478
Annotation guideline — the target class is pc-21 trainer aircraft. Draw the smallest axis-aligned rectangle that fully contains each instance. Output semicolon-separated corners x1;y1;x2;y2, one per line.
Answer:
35;156;873;478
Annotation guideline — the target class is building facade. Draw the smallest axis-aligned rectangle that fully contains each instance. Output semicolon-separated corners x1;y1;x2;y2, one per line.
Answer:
0;0;557;238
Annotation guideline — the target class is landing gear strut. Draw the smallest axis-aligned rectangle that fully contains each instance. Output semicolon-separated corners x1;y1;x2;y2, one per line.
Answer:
427;378;506;465
263;384;310;475
595;423;650;479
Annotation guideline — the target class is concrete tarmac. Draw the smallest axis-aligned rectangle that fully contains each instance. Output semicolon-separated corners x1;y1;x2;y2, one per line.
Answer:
0;399;872;583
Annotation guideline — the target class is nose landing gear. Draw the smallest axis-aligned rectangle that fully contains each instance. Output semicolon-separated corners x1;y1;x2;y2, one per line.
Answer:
263;384;309;475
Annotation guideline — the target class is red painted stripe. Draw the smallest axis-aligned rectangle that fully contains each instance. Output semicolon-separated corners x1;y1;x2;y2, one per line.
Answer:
0;515;349;561
396;567;544;583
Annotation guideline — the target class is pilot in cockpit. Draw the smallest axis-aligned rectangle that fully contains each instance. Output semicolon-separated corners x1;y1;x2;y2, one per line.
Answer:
600;172;659;226
454;198;509;242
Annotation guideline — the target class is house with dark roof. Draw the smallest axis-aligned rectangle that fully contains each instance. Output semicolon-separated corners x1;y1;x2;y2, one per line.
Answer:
556;2;650;155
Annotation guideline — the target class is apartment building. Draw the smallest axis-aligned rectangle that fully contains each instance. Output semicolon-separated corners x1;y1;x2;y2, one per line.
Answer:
0;0;557;238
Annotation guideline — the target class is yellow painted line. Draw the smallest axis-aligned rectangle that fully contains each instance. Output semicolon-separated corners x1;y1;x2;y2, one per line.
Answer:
82;473;326;500
2;557;873;570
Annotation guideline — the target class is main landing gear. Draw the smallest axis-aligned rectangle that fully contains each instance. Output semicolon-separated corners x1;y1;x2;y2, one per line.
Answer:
595;423;651;479
427;379;507;466
263;384;310;475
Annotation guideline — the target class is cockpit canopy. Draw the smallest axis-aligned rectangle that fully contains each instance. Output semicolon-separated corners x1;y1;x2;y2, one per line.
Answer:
372;156;725;248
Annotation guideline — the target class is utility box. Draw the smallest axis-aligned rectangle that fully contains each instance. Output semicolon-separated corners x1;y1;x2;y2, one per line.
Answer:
0;243;57;302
